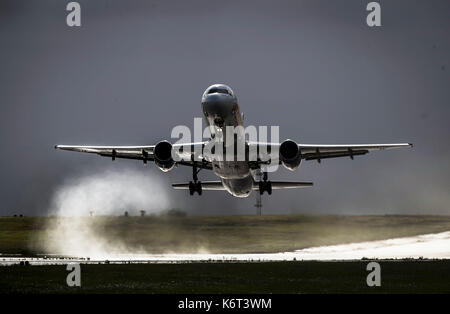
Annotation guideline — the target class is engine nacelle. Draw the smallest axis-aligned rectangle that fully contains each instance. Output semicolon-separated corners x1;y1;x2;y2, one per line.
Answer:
279;139;301;171
154;140;175;172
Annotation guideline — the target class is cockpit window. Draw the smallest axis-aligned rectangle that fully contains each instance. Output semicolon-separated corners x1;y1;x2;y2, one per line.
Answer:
208;88;231;95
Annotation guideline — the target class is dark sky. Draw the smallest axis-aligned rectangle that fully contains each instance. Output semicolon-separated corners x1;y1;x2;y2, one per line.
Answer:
1;0;449;216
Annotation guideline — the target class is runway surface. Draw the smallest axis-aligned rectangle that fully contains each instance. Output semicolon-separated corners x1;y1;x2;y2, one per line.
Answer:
1;231;449;265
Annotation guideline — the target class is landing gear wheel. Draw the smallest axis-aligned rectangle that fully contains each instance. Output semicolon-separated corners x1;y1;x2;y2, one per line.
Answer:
189;163;203;195
197;181;202;195
259;181;272;195
258;172;272;195
189;181;195;195
189;181;202;195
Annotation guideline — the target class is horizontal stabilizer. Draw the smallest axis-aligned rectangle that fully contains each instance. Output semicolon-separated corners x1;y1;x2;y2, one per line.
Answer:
172;181;313;191
253;181;313;190
172;181;225;190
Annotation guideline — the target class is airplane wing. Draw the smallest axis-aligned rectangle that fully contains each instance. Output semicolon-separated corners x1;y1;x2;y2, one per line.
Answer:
249;142;412;164
298;143;412;162
55;143;213;169
55;145;155;160
56;142;412;168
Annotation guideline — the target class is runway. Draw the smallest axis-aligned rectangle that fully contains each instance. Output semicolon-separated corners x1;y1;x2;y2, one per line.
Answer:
1;231;450;265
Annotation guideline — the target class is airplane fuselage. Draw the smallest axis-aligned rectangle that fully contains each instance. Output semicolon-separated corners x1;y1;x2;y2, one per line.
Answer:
201;84;254;197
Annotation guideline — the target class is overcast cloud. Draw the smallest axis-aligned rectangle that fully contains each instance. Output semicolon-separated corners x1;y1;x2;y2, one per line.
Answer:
0;0;449;216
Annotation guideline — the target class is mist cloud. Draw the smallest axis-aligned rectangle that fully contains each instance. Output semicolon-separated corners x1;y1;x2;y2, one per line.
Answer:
49;168;170;217
40;167;172;257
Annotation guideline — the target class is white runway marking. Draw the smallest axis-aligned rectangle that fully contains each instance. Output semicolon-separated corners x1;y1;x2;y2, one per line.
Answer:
2;231;450;265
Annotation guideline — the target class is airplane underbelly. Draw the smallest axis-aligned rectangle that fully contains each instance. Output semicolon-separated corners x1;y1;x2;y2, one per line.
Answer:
212;161;250;179
221;175;253;198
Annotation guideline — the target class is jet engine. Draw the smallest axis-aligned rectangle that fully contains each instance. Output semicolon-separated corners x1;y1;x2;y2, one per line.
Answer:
154;140;175;172
279;139;301;171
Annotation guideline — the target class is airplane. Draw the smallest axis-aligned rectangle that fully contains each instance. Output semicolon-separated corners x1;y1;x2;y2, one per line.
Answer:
55;84;412;198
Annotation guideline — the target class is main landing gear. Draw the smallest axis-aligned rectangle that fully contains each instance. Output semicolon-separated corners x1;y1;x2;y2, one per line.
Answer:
189;163;202;195
258;172;272;195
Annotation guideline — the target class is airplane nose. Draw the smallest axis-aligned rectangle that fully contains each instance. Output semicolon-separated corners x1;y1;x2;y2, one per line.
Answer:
202;95;234;118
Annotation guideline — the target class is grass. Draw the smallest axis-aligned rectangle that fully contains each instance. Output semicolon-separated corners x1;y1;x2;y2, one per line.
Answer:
1;215;449;294
1;261;449;294
0;214;450;255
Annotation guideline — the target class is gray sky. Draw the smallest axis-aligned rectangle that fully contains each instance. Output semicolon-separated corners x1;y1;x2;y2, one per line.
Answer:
1;0;449;216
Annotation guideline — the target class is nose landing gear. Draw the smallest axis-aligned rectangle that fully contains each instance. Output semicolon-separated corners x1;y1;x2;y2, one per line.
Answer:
189;163;202;195
258;172;272;195
213;116;224;128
